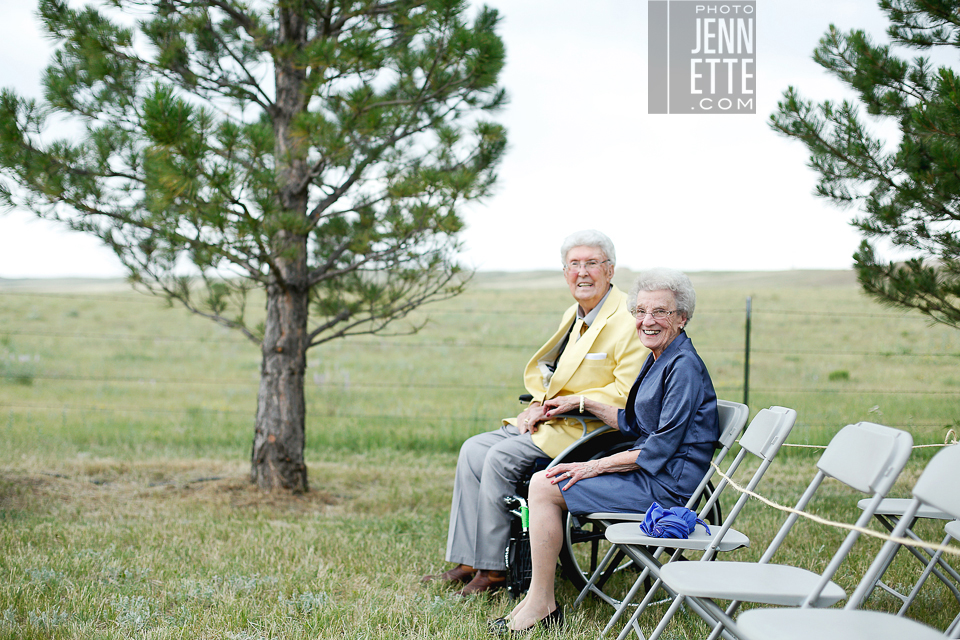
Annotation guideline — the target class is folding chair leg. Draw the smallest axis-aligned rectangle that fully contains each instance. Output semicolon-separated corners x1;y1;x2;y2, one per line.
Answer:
901;546;960;606
604;565;740;640
871;520;960;608
606;574;668;638
864;537;903;602
903;528;960;587
924;563;960;605
639;594;685;640
617;590;684;640
595;549;631;593
575;544;619;608
877;545;960;609
948;611;960;639
897;532;949;616
639;593;740;640
603;547;688;638
705;599;743;640
602;568;653;637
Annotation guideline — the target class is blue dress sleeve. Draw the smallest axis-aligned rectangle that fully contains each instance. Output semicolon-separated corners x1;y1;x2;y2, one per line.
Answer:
632;354;705;476
617;406;647;441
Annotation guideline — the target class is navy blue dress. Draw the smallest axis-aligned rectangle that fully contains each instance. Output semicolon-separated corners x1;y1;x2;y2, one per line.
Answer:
562;331;719;515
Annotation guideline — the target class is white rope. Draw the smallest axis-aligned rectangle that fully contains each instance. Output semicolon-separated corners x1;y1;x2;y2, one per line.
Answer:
766;430;959;450
709;460;960;558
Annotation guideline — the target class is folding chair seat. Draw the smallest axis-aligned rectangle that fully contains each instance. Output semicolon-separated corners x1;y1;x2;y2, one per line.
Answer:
734;442;960;640
648;421;914;640
569;399;750;608
593;406;798;639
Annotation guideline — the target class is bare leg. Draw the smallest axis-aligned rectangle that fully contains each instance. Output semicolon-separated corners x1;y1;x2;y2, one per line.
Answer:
507;470;567;631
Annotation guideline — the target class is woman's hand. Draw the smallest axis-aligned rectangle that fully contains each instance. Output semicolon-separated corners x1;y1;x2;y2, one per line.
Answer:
544;460;602;490
541;395;581;418
517;402;547;434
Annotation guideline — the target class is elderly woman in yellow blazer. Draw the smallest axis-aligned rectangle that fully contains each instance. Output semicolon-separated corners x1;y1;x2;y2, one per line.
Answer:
423;230;646;595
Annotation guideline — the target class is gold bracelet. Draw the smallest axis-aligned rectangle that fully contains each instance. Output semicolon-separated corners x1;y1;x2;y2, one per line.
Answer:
579;395;585;414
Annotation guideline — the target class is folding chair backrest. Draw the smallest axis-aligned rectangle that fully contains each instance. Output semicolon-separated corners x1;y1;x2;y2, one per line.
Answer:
684;399;749;512
738;406;797;461
913;443;960;519
717;399;750;451
817;422;914;497
696;406;798;555
696;406;797;518
758;422;913;568
792;422;914;607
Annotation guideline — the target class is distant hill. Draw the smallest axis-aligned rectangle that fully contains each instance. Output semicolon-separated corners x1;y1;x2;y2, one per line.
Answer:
470;269;858;290
0;269;859;294
0;277;132;293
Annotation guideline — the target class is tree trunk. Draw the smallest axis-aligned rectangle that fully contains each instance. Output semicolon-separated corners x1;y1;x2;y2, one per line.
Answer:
249;1;311;491
250;275;310;491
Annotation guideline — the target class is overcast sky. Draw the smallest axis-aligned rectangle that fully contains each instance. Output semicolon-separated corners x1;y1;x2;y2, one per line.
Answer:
0;0;894;278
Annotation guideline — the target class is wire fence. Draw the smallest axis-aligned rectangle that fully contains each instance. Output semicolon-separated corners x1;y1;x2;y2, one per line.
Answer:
4;290;960;434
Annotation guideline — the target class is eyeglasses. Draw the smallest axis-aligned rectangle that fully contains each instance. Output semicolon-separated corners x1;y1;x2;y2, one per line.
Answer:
633;308;677;321
565;259;609;272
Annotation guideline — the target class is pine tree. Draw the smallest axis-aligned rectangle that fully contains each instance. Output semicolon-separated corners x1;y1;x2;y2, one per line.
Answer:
0;0;507;491
771;0;960;328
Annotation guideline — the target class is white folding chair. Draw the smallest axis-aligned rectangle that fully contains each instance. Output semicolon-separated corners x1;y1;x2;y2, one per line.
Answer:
651;421;914;640
735;442;960;640
570;399;750;608
596;406;798;640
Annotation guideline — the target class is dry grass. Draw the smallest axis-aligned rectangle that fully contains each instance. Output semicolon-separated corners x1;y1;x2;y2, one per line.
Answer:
2;450;958;639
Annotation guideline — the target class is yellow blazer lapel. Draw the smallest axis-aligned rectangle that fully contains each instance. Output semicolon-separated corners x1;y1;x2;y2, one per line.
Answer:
545;286;623;398
523;305;578;401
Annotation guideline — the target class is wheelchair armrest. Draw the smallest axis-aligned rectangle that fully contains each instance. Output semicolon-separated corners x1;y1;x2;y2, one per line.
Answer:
545;424;618;469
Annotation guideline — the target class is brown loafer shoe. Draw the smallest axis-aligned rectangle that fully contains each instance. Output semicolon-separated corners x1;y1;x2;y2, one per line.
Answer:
456;570;506;596
421;563;476;585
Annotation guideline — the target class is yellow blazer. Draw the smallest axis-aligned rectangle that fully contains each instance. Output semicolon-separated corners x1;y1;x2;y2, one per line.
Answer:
504;285;647;458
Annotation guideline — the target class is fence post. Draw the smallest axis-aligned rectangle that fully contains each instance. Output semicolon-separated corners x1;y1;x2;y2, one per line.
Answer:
744;296;752;407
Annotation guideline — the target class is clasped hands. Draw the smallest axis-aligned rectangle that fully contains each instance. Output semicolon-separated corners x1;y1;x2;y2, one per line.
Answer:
518;394;602;489
516;395;582;435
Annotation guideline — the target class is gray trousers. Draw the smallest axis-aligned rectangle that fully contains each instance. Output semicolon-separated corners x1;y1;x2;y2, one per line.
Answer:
445;424;549;571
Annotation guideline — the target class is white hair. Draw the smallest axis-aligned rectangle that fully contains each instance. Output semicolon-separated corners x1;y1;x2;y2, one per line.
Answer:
559;229;616;266
628;268;697;323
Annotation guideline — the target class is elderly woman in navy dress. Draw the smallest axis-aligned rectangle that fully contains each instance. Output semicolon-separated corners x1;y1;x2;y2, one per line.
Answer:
494;268;719;635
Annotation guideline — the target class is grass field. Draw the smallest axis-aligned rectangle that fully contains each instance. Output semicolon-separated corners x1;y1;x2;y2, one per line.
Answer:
1;270;959;639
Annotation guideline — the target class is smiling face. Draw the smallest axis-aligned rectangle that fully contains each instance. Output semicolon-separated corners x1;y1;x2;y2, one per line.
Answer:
634;289;687;359
563;245;614;313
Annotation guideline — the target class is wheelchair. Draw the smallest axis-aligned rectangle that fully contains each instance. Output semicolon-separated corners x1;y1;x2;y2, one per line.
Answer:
503;395;727;601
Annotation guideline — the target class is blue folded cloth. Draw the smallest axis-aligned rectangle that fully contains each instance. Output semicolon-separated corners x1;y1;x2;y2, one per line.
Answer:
639;502;712;539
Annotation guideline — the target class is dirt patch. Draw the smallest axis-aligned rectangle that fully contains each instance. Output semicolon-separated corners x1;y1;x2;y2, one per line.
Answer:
0;465;341;520
192;476;341;511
